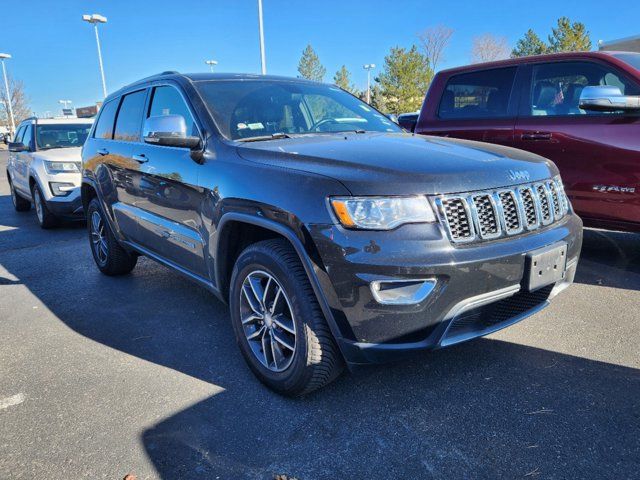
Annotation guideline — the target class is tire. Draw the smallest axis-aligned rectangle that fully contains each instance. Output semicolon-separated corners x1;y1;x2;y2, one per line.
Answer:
31;183;58;229
230;239;343;396
9;177;31;212
86;197;137;276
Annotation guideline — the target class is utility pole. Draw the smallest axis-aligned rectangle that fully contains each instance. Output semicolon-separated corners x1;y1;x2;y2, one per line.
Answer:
363;64;376;104
0;53;16;133
257;0;266;74
82;14;108;98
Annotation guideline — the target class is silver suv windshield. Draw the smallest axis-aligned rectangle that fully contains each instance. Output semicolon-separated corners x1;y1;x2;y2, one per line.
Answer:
36;124;92;150
195;80;401;141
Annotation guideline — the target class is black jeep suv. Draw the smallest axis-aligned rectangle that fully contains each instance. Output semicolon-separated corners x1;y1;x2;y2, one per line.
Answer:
81;72;582;395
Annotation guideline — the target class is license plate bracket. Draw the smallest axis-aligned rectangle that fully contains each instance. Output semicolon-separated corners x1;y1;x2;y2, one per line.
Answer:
525;242;567;291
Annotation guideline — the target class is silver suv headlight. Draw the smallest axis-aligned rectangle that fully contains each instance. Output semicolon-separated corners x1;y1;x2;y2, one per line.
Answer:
330;196;436;230
44;161;80;174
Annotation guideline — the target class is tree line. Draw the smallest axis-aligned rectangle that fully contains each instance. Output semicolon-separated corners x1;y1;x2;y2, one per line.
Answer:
297;16;592;114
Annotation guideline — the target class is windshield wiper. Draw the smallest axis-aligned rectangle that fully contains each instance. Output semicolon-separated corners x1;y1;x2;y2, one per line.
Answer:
237;132;292;142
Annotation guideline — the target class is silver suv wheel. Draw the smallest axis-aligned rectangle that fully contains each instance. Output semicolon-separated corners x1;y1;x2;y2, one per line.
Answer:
33;188;44;224
240;270;297;372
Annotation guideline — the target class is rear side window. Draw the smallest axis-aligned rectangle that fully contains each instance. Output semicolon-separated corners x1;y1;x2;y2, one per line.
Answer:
439;67;517;119
148;86;197;136
529;61;640;117
114;90;147;142
93;99;119;139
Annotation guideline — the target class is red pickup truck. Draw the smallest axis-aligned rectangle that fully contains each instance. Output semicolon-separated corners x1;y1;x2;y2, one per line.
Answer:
413;51;640;233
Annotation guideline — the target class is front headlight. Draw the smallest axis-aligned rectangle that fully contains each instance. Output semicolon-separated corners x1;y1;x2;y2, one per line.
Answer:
44;161;80;174
330;196;436;230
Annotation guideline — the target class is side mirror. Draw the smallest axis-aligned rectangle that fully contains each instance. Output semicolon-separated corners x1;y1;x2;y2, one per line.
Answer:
8;142;27;152
143;114;201;149
579;86;640;112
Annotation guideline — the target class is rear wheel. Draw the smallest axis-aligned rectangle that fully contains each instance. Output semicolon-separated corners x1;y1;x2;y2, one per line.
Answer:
87;197;137;276
9;178;31;212
31;183;58;229
230;239;343;396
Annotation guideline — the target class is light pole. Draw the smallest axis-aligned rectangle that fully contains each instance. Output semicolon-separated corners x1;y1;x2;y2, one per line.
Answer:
59;100;72;117
257;0;266;74
363;64;376;104
205;60;218;73
0;53;15;134
82;14;108;99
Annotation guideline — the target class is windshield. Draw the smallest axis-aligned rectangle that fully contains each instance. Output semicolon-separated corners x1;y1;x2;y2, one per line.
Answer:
612;53;640;72
36;124;91;150
195;80;401;140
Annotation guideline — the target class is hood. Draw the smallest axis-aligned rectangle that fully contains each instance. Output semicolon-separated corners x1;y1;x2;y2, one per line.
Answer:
236;132;558;195
34;147;82;162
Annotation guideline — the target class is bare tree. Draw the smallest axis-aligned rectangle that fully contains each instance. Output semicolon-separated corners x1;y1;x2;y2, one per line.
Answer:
471;34;510;63
418;25;454;71
0;74;31;131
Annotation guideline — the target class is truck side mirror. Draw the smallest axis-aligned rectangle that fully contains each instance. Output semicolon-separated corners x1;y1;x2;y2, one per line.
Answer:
579;86;640;113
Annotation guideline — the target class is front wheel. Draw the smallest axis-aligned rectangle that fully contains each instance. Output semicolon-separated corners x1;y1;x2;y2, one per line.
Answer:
31;183;58;229
86;197;137;276
230;239;343;396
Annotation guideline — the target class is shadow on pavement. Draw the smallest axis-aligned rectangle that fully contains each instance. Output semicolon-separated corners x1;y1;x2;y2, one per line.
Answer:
575;228;640;291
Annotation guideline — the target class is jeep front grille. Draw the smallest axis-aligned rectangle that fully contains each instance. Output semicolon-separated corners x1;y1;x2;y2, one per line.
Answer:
437;177;569;244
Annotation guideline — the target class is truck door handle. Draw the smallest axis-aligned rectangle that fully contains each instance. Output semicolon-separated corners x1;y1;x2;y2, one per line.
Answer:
97;148;109;156
132;154;148;164
522;131;552;141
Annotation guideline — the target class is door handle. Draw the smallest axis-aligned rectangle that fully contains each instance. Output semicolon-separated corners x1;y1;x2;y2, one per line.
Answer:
132;154;148;164
522;131;552;141
97;148;109;156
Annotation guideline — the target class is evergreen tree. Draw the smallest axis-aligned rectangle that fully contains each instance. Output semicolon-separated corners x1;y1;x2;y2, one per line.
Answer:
511;29;548;57
548;17;592;52
375;45;432;114
333;65;357;94
297;45;326;82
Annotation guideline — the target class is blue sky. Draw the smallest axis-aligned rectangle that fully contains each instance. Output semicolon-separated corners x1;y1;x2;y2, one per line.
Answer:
2;0;639;116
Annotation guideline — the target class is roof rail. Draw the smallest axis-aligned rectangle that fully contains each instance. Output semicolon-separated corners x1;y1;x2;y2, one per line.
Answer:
160;70;179;75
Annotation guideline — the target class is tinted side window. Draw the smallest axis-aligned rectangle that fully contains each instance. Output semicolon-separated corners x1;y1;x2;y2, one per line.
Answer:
93;99;119;140
439;67;517;119
22;125;33;149
148;86;197;136
114;90;147;142
13;126;26;144
529;61;640;117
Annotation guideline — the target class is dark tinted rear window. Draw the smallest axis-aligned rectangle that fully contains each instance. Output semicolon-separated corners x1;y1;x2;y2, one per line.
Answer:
93;99;119;140
114;90;147;142
439;67;517;119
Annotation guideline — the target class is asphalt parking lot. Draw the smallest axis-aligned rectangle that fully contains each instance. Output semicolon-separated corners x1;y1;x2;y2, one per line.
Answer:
0;149;638;480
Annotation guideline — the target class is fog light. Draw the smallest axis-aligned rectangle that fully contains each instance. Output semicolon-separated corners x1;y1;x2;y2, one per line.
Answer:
370;278;436;305
49;182;76;196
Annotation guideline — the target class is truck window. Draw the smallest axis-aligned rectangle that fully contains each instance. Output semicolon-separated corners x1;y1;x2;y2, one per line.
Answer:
148;86;198;136
528;61;640;117
438;67;516;119
114;90;147;142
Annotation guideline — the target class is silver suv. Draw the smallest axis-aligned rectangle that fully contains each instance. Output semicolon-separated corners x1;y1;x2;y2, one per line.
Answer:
6;117;93;228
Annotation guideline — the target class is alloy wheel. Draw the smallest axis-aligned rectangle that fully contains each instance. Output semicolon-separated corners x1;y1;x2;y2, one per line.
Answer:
90;211;108;265
33;188;43;223
10;184;17;207
239;270;297;372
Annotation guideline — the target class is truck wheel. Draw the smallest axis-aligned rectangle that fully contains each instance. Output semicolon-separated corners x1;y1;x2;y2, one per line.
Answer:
230;239;343;396
31;183;58;229
86;197;137;276
9;178;31;212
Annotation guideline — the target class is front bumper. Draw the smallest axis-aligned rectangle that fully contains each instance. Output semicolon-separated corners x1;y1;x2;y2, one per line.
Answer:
309;213;583;366
46;186;83;217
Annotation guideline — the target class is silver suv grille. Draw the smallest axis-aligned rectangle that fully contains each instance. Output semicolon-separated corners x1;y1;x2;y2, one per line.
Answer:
437;177;569;244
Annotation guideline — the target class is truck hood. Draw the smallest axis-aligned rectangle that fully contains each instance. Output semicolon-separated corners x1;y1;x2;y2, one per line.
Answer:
236;132;558;195
33;147;82;162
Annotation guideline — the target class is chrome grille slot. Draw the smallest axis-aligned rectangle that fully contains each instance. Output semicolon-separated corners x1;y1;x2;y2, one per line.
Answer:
519;187;539;229
471;194;500;239
535;183;553;225
547;181;562;217
439;178;570;245
498;190;522;234
441;197;474;241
